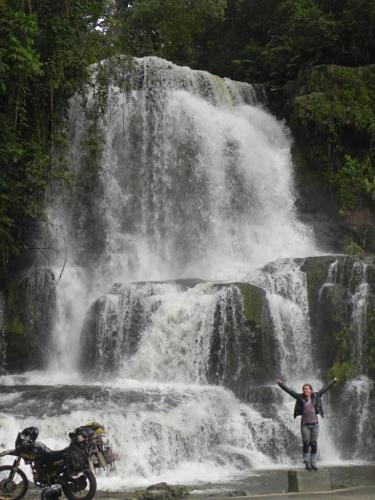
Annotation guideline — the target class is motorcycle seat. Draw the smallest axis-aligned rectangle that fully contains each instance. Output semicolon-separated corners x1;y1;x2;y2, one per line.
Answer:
32;442;68;461
42;448;69;461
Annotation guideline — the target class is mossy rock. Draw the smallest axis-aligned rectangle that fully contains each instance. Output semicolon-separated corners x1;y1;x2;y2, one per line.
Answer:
300;256;337;306
3;268;56;372
207;282;278;397
235;282;264;329
319;284;349;324
364;302;375;378
300;255;375;378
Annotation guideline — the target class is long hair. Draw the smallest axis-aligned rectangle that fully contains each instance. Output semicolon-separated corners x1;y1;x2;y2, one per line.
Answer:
302;383;313;391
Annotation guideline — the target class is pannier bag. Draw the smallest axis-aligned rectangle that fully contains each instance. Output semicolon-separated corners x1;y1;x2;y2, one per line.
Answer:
69;421;118;468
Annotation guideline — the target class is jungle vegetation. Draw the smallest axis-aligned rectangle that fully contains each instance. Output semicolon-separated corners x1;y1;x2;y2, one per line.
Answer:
1;0;375;272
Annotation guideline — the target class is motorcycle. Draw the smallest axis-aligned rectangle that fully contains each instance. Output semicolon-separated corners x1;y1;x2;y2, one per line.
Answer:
0;427;96;500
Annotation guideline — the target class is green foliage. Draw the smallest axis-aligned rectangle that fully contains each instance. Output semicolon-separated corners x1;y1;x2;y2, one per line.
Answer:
343;240;367;256
364;310;375;375
0;5;44;267
290;65;375;213
0;0;109;273
293;66;375;135
107;0;375;88
335;0;375;66
333;155;375;212
327;325;356;381
113;0;227;67
264;0;337;81
328;360;355;381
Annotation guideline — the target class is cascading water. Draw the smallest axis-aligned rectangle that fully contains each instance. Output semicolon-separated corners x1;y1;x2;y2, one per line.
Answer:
350;261;369;371
249;259;314;379
57;56;315;287
2;57;372;490
341;376;373;460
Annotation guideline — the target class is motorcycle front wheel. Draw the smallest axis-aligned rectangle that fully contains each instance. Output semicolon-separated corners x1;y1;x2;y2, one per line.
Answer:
0;465;28;500
62;470;97;500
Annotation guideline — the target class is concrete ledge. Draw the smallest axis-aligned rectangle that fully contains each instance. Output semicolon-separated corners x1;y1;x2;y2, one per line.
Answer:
288;469;331;492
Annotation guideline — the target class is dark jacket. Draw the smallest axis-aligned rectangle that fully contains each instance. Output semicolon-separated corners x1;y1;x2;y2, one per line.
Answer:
277;379;336;419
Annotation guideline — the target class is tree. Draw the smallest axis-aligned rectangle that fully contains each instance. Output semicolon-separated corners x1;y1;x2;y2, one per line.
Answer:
0;0;108;273
113;0;227;67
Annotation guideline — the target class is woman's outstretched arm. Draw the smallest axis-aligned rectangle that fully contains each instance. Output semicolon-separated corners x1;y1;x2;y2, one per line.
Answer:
276;380;299;399
317;378;337;396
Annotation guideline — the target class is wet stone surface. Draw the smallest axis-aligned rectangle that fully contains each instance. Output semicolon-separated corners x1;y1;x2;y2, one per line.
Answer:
24;464;375;499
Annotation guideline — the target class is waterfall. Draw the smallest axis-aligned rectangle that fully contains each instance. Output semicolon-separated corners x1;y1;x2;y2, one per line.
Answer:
338;376;374;460
248;258;340;463
3;56;371;489
44;55;320;373
249;259;313;379
55;56;315;286
0;383;283;488
48;267;88;373
317;257;374;375
318;259;339;300
350;262;369;372
80;281;217;381
346;377;373;458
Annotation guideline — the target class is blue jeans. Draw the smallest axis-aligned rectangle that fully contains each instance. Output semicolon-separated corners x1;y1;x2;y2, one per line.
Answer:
301;423;319;464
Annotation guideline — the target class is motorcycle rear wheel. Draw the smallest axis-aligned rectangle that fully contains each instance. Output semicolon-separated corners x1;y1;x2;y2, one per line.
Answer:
0;465;28;500
62;470;97;500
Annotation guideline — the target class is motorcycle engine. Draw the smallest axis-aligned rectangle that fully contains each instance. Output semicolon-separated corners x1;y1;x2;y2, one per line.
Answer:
70;475;87;492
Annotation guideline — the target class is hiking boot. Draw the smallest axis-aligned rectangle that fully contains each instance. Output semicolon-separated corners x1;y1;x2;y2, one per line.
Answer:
304;461;312;471
311;463;318;471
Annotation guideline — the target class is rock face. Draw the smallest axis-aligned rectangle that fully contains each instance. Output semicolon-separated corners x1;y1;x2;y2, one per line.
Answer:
300;255;375;379
2;267;56;372
207;282;277;397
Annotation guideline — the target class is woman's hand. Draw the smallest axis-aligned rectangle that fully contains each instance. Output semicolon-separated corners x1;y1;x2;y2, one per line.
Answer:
277;379;282;384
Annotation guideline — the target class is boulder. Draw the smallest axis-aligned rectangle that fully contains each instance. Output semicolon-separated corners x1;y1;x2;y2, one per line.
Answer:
123;483;189;500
